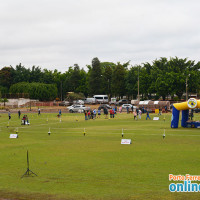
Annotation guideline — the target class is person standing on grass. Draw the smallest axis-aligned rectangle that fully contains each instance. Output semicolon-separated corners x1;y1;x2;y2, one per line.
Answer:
93;109;96;119
104;107;108;119
88;110;91;120
8;111;11;120
18;110;21;119
126;106;129;114
84;110;88;120
133;111;137;120
112;109;115;118
146;110;151;120
138;109;142;119
109;109;113;118
158;108;162;115
91;110;94;120
97;109;101;118
38;108;41;115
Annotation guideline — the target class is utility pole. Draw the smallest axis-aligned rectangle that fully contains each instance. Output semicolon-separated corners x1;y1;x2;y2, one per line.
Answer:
108;79;110;101
186;77;188;101
138;66;140;101
61;81;63;101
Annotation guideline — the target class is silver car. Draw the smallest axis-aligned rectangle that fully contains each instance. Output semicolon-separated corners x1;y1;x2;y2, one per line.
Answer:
67;105;90;113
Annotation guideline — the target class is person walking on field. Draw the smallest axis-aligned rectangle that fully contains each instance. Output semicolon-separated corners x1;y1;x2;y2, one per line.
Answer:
138;109;142;119
146;110;151;120
133;111;137;120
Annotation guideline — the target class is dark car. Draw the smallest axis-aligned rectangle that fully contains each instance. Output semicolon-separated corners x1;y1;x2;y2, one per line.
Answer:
98;104;112;110
116;99;129;106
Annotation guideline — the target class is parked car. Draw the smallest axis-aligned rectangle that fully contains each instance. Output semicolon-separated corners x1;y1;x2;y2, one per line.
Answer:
116;99;129;106
59;101;70;106
122;104;136;110
73;100;84;105
109;97;117;105
67;105;90;113
98;104;112;110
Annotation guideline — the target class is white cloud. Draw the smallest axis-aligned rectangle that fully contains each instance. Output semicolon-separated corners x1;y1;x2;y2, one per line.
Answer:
0;0;200;72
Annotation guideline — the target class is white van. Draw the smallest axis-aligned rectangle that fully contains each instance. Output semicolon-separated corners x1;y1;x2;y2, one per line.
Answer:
84;98;97;104
93;95;108;103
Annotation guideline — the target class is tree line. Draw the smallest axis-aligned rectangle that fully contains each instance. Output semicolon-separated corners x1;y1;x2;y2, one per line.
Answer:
0;57;200;101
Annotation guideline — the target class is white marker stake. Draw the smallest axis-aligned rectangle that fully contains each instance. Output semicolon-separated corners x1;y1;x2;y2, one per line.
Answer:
60;118;62;122
122;128;124;137
163;129;165;139
48;127;51;135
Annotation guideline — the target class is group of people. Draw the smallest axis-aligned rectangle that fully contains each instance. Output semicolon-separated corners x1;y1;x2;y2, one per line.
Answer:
22;115;29;125
84;109;98;120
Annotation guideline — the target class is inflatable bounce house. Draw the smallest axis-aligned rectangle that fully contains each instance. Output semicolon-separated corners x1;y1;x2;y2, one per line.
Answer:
171;98;200;128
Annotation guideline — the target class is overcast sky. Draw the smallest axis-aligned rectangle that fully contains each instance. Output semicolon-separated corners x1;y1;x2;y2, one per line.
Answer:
0;0;200;72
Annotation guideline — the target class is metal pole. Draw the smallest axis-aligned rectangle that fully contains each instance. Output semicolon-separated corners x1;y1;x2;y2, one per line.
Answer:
186;77;188;101
138;66;140;101
30;100;31;111
108;79;110;100
61;81;62;101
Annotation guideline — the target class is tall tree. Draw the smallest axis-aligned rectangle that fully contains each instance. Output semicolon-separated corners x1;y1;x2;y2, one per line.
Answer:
111;62;127;98
88;57;102;95
12;63;30;83
101;63;114;98
0;66;14;89
125;66;138;99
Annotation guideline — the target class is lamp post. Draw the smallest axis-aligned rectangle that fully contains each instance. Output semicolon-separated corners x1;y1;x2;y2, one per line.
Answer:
108;78;110;100
61;81;63;101
186;74;190;101
185;77;188;101
138;66;140;101
29;99;31;111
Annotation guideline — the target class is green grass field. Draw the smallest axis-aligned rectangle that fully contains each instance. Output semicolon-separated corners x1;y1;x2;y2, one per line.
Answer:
0;111;200;200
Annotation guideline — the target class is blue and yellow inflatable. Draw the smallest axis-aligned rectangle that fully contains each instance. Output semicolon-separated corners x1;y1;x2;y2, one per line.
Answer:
171;98;200;128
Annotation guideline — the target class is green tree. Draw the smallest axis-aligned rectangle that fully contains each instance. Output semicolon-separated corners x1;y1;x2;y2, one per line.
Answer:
125;66;138;99
0;66;14;89
168;57;194;100
101;63;114;98
12;63;30;83
9;82;57;101
88;57;102;95
111;62;127;98
152;58;170;100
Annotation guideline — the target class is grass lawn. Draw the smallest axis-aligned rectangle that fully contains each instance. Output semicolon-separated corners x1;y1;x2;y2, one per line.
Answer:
0;111;200;200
